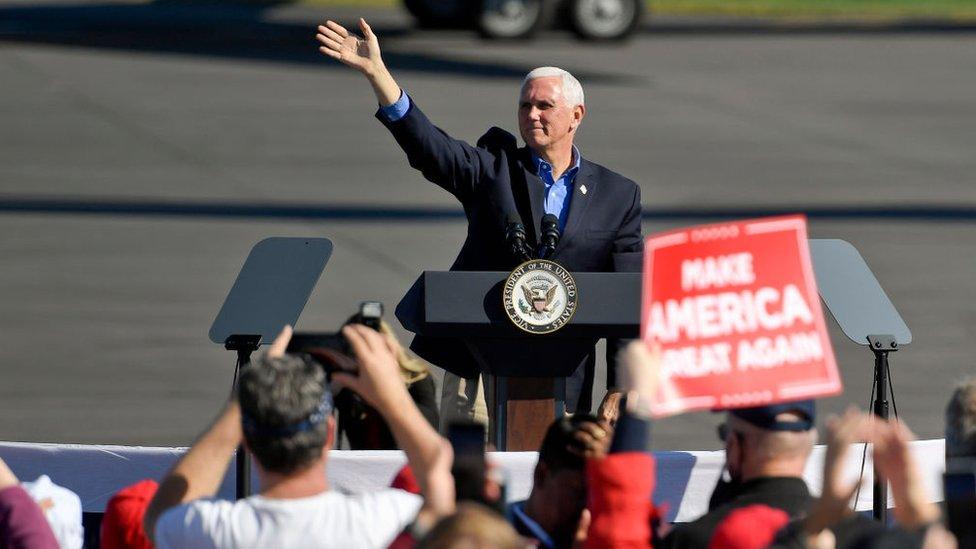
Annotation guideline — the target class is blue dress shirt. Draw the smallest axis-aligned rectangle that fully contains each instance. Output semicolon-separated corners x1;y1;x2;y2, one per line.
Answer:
377;89;412;123
530;147;580;233
379;89;580;232
508;500;556;549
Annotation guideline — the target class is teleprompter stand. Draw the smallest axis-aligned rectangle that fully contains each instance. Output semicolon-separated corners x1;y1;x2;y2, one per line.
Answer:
810;239;912;523
209;237;333;499
224;334;261;500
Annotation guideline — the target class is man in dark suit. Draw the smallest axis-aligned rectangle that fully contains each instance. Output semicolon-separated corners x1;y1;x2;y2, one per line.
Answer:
316;18;642;424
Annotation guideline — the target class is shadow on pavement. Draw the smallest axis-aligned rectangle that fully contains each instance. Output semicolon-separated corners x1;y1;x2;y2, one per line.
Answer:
1;195;974;223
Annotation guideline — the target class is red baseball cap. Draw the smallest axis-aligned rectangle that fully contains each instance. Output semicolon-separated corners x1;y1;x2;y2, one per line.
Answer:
100;479;159;549
709;504;790;549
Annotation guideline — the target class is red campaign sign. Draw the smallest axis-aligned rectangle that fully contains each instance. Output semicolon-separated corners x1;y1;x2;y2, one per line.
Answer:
641;215;841;417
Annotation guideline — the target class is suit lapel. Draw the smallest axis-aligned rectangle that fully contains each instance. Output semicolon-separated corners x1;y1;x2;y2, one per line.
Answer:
515;147;546;245
557;158;596;253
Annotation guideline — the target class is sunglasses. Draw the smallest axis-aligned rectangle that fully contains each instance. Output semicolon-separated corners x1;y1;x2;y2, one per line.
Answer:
716;423;744;443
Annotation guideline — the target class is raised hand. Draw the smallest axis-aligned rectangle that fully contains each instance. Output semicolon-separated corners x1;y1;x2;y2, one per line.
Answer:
332;324;407;413
618;341;662;416
873;419;939;528
316;19;384;76
571;509;592;549
266;325;292;359
414;439;457;532
804;408;871;536
596;390;623;428
569;420;613;460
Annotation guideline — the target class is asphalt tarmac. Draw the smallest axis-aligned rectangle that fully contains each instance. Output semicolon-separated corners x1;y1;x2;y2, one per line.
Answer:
1;4;973;450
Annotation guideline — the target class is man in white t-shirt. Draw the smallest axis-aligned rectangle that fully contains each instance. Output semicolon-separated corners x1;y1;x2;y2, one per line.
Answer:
144;324;452;548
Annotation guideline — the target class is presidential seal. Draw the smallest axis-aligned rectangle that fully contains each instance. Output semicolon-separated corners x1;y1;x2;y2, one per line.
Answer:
503;260;579;334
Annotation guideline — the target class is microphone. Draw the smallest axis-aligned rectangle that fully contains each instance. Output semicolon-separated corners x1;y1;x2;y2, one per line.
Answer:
540;214;560;259
505;215;532;263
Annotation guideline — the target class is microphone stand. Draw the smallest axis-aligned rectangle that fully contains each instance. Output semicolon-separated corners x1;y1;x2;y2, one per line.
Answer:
505;220;533;263
539;214;560;260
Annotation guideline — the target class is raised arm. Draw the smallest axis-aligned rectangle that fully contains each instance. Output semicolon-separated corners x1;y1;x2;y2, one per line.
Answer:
585;341;661;549
316;19;400;107
334;325;451;518
144;327;294;542
143;401;241;543
315;18;498;202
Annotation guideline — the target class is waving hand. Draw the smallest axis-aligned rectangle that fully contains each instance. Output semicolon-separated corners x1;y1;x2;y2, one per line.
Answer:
317;19;383;76
315;17;400;106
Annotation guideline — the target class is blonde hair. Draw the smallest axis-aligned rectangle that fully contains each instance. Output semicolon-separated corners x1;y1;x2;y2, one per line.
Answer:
379;320;430;385
946;377;976;458
416;503;524;549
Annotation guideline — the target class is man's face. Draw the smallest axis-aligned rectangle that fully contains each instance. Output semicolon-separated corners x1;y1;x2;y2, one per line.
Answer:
518;76;584;153
538;467;587;537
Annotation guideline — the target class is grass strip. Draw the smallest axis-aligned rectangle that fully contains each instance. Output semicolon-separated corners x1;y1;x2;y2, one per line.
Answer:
297;0;976;20
651;0;976;19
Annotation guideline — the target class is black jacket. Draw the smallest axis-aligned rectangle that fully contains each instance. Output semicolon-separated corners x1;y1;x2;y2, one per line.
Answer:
662;477;812;549
380;101;643;379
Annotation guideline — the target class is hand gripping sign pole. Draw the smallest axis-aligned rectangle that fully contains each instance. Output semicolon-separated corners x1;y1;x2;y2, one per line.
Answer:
809;239;911;523
209;237;333;499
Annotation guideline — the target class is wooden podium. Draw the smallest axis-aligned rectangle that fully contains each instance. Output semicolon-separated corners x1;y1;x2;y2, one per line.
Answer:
396;271;641;450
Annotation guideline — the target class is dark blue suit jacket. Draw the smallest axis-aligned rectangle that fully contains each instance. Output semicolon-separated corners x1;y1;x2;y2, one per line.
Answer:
380;101;642;381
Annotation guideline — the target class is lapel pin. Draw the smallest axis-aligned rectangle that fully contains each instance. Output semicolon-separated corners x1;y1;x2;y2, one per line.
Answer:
580;184;587;195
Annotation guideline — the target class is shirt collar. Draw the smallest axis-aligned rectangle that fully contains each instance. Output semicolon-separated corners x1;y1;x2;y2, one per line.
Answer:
510;501;555;549
531;146;581;179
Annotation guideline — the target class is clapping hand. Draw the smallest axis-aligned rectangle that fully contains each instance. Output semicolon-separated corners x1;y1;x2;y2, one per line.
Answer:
804;408;870;536
873;419;940;528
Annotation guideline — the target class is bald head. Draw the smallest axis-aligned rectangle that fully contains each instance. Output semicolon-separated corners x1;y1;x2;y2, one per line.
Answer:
726;412;817;481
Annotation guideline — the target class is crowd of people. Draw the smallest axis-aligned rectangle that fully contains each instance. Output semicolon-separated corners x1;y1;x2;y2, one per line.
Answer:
0;13;972;549
0;316;973;548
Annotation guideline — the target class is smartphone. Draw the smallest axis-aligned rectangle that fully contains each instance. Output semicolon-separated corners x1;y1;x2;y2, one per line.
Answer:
286;333;357;375
284;301;384;375
944;471;976;546
356;301;383;331
448;422;487;504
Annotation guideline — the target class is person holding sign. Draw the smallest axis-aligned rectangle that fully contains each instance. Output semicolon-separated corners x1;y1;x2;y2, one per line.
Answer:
316;18;643;423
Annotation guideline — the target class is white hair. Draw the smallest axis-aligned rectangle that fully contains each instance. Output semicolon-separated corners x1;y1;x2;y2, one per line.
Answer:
521;67;585;107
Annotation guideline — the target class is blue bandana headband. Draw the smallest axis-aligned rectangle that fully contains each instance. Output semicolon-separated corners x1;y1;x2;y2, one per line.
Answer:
241;392;333;438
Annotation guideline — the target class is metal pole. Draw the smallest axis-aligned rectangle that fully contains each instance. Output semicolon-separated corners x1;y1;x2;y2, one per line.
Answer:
492;376;508;451
872;348;889;523
225;335;261;500
235;347;253;500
